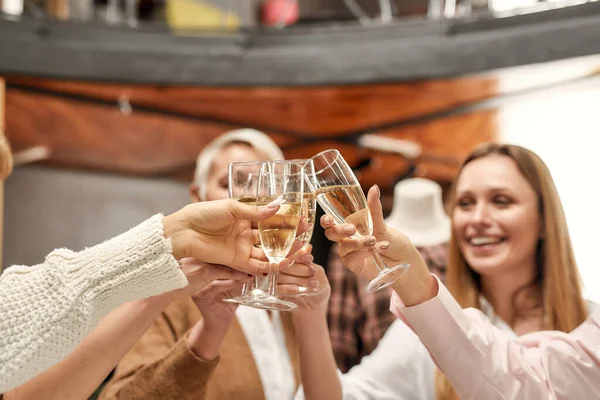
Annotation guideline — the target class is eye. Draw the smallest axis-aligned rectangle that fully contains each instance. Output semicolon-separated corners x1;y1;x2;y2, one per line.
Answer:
456;197;474;209
493;195;512;207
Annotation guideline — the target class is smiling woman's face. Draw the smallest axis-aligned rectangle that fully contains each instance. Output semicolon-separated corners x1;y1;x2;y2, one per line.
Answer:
452;154;541;277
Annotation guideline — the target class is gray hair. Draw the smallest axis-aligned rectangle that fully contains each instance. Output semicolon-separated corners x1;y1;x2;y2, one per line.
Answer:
194;128;284;201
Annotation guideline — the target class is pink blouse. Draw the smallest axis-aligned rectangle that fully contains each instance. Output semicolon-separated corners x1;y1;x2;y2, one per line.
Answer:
390;276;600;400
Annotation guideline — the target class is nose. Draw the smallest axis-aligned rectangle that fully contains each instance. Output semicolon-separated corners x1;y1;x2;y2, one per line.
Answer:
470;202;492;228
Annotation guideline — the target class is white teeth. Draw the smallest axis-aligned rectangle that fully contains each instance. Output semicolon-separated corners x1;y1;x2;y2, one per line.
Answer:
470;237;501;246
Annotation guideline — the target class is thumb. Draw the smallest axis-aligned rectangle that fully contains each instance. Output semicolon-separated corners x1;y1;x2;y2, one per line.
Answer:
227;198;281;222
367;185;387;236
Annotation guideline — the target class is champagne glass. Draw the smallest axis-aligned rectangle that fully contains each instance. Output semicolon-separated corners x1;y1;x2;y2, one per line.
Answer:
306;149;410;292
249;160;304;311
222;160;268;305
285;159;325;297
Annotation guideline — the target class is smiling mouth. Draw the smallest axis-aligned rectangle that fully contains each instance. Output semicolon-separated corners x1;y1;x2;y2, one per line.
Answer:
469;237;504;246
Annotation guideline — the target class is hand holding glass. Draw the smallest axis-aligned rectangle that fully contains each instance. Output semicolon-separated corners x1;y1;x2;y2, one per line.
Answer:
306;149;409;292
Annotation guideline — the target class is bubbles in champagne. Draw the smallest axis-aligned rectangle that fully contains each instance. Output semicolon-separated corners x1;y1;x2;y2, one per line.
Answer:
258;202;302;262
316;185;372;237
297;192;317;247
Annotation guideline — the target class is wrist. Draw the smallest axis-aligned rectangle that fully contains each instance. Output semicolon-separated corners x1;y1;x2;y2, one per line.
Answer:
140;294;171;312
202;316;232;334
162;212;178;241
391;254;437;306
147;290;179;309
162;211;187;260
186;319;229;361
293;311;330;347
292;308;327;329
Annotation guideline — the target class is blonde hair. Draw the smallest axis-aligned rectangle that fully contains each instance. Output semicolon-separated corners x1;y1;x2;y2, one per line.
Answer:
0;132;13;179
193;128;283;201
436;143;588;400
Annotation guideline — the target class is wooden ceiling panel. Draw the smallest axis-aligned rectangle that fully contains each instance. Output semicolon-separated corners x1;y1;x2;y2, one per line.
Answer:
5;82;496;190
6;55;594;194
6;76;498;136
5;89;296;177
9;54;600;140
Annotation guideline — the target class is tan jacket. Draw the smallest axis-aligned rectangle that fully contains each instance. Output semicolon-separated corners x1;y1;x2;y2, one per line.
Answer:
99;298;301;400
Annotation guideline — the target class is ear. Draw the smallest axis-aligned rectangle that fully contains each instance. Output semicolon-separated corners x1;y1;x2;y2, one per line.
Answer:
189;183;201;203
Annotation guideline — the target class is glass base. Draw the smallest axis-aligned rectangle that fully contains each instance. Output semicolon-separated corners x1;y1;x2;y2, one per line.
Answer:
285;286;327;297
366;263;410;292
222;289;267;304
244;296;297;311
222;297;246;305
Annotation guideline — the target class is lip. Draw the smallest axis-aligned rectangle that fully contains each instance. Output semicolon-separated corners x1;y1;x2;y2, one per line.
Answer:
467;235;503;244
465;238;505;256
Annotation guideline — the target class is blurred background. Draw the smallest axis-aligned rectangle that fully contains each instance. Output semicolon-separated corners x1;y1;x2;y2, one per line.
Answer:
1;0;599;303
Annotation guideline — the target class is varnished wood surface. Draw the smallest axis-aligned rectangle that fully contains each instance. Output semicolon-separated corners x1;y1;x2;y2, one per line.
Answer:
3;80;497;192
4;55;600;196
5;76;498;135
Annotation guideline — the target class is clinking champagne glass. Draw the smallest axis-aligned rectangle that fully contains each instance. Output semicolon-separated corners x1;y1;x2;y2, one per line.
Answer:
222;160;268;305
247;160;303;311
290;159;317;250
305;149;410;292
285;159;325;298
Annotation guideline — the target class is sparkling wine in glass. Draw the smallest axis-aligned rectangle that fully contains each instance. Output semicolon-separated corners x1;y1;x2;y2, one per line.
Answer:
285;159;325;297
222;160;268;305
249;160;304;311
306;149;409;292
289;159;317;249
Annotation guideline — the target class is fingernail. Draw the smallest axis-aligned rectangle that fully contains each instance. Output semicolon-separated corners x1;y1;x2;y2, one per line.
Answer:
374;184;380;198
267;196;285;208
324;216;332;225
343;225;355;235
364;236;376;246
302;254;314;263
379;241;390;249
309;279;320;288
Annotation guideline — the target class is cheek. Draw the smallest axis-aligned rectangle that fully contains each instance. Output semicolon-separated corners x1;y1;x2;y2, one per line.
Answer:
204;181;230;201
503;210;540;247
451;212;468;236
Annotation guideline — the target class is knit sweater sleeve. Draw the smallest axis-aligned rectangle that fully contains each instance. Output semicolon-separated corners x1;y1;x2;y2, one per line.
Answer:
0;214;188;393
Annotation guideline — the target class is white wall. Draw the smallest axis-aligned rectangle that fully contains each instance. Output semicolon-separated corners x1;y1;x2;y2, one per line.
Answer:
499;82;600;303
3;166;190;268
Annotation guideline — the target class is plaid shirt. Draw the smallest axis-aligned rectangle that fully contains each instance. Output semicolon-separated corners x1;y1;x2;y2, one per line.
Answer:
326;242;449;372
418;242;449;284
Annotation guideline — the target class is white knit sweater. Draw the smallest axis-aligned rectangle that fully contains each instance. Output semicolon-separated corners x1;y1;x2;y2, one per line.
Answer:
0;214;188;393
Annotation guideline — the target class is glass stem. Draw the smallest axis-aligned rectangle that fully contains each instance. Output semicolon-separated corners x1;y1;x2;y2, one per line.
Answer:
252;262;278;297
240;276;250;295
368;246;388;274
255;275;267;293
267;262;278;297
